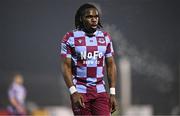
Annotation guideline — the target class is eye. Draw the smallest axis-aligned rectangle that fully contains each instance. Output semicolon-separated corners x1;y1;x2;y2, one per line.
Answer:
86;15;99;19
94;15;99;18
86;16;93;18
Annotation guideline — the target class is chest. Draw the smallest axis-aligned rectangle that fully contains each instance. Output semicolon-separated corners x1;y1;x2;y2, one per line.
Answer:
74;36;107;54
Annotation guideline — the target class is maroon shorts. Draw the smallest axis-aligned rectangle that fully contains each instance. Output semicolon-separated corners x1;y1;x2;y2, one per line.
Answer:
71;92;110;116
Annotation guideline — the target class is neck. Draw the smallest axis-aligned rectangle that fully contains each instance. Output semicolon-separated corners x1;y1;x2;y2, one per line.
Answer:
82;27;96;37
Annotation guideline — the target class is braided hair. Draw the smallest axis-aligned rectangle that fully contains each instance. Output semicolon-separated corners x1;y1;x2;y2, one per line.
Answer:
75;3;103;29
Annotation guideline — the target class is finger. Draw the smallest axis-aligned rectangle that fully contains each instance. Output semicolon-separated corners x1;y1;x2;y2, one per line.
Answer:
82;102;85;108
80;96;85;108
78;95;85;108
111;102;116;113
110;102;113;112
111;109;116;113
80;101;85;108
79;99;85;108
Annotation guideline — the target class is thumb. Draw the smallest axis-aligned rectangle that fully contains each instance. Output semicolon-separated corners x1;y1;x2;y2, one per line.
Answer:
80;96;85;108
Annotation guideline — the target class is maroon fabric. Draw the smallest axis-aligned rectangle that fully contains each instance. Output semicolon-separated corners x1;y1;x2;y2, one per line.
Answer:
71;92;110;116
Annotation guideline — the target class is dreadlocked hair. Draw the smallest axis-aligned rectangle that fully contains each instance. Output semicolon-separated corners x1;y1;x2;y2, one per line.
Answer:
75;3;103;29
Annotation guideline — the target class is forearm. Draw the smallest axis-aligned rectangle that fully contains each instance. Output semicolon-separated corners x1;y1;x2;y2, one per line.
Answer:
108;59;118;112
107;65;116;88
106;58;117;88
61;59;84;106
10;98;23;108
63;68;74;88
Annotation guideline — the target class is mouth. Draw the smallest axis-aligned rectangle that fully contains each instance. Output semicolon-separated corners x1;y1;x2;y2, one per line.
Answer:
91;25;97;28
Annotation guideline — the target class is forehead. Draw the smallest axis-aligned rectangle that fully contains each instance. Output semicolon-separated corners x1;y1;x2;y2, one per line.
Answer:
84;8;98;16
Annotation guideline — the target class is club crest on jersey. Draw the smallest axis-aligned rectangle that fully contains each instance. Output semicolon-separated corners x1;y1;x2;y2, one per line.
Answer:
98;38;105;44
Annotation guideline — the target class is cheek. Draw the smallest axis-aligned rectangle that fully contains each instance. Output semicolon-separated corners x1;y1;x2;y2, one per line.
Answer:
86;19;91;24
83;19;91;26
97;18;99;22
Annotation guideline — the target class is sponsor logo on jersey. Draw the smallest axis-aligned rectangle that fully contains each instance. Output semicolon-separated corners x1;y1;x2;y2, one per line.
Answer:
80;51;103;60
83;60;100;65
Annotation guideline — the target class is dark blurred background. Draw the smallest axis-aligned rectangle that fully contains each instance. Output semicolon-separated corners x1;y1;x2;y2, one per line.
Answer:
0;0;179;115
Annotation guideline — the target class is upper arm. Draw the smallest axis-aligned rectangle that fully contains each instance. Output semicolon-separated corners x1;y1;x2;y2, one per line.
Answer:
60;32;73;71
104;32;114;58
60;32;73;59
63;58;71;68
8;87;15;99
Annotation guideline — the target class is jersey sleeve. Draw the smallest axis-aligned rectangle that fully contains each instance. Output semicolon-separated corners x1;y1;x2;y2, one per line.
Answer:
60;32;73;58
104;32;114;57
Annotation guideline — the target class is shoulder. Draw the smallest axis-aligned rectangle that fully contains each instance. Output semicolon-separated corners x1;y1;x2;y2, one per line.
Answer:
72;29;85;38
62;30;86;42
9;83;17;91
102;30;111;39
103;31;110;36
95;29;111;38
62;31;74;43
103;31;112;42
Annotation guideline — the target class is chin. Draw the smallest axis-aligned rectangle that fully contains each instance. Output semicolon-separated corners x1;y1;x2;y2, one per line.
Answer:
90;27;97;32
91;26;97;29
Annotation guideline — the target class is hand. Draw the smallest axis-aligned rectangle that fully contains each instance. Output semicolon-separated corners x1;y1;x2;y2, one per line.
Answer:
16;106;26;114
71;92;85;108
110;95;117;113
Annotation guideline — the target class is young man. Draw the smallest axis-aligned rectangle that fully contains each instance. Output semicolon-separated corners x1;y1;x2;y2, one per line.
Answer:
8;73;27;115
60;3;117;116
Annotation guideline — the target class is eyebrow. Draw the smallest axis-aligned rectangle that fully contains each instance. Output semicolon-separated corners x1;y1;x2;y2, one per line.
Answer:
85;14;99;17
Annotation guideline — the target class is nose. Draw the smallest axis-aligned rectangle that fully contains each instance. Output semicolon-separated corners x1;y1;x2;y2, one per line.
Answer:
92;16;97;22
